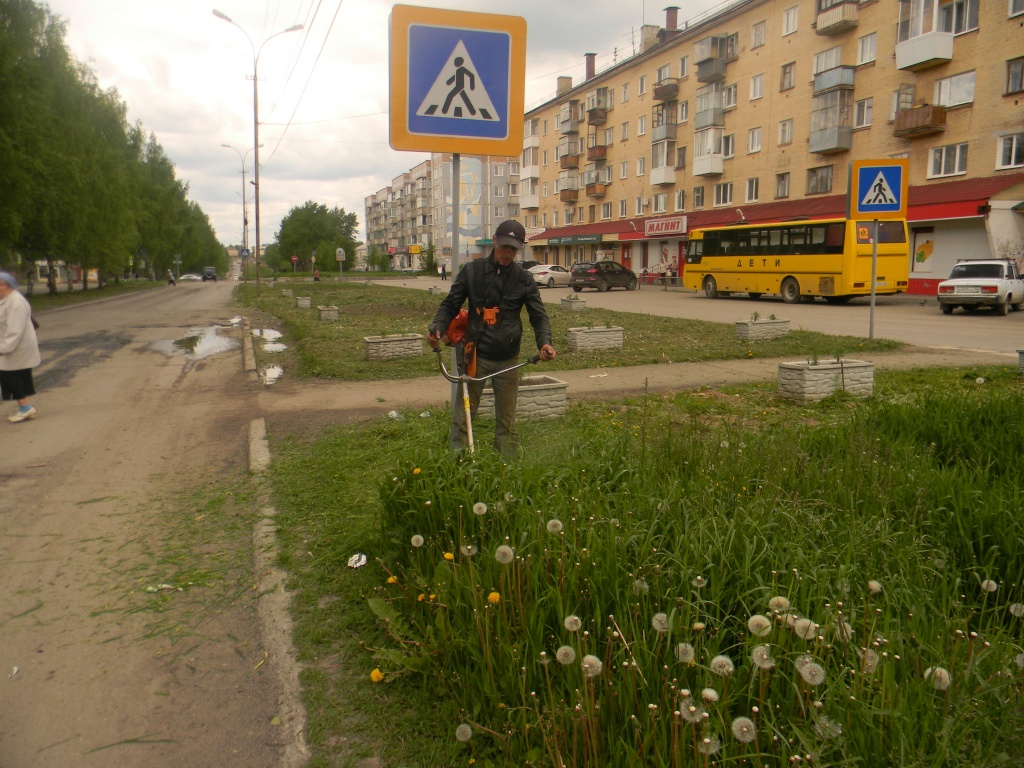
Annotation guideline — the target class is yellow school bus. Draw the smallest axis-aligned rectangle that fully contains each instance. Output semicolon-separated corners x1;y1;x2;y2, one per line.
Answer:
683;218;910;303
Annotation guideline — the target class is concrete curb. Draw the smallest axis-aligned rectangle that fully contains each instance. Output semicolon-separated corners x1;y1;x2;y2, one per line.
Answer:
242;319;258;383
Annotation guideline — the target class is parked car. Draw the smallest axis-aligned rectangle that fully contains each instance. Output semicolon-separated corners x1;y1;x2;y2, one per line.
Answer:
936;259;1024;316
519;260;540;270
528;264;571;288
179;273;202;282
202;266;217;282
570;261;638;292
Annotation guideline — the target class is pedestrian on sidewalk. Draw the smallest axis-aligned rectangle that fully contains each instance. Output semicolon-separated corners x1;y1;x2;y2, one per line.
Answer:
313;268;320;282
427;220;556;456
167;270;175;286
440;263;447;281
0;272;41;423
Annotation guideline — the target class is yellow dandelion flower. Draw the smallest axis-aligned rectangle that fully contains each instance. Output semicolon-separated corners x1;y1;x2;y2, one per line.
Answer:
488;591;501;604
413;467;421;475
418;594;426;602
370;668;384;683
386;576;398;584
444;552;455;561
429;594;436;600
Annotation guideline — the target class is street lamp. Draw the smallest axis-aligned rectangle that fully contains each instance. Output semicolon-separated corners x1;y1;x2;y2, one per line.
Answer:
221;142;261;276
213;10;303;297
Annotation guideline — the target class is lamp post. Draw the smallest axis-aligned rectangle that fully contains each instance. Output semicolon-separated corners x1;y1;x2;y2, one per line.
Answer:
221;142;261;279
213;10;303;297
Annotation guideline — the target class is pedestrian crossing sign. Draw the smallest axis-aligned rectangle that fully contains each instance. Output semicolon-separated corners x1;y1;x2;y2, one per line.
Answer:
389;5;525;154
848;159;909;220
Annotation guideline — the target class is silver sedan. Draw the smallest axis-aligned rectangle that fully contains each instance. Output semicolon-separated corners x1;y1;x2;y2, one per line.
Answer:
529;264;571;288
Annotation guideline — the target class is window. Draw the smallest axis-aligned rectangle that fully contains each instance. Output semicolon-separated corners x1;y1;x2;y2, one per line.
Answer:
676;145;687;168
680;56;689;78
675;189;686;210
813;46;842;75
636;157;646;176
855;97;873;128
508;161;519;175
564;209;574;224
724;83;738;108
750;74;764;100
509;183;518;195
653;193;668;213
1013;0;1024;17
858;33;877;65
620;161;629;179
603;127;615;145
776;172;791;199
543;182;549;197
722;134;735;158
656;64;671;82
807;166;833;194
493;165;505;177
601;202;613;219
748;127;762;153
635;197;645;215
542;150;548;166
1007;58;1024;94
652;141;672;169
929;142;969;177
939;0;979;34
714;182;733;206
638;116;647;136
778;118;794;146
783;5;799;35
619;199;628;217
752;20;766;48
694;128;722;158
781;62;796;91
622;82;629;102
541;213;547;227
494;186;504;197
542;120;548;135
679;100;689;123
693;186;705;208
621;121;629;141
638;75;648;94
552;210;558;226
746;178;760;203
935;71;975;106
999;133;1024;169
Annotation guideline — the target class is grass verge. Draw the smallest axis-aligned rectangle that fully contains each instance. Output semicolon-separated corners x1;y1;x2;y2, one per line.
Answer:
27;281;164;313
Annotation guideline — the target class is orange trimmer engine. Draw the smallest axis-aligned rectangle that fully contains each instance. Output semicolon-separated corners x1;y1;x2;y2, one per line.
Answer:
442;309;469;346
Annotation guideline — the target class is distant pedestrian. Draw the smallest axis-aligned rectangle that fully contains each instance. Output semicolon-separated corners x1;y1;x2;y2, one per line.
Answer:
167;270;175;286
0;272;41;423
313;269;320;282
440;263;447;281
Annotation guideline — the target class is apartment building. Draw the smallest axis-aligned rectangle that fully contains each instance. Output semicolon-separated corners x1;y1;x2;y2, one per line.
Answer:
520;0;1024;293
364;159;433;270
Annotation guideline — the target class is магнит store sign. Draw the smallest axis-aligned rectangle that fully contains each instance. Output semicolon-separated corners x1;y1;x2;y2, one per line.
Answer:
644;216;687;237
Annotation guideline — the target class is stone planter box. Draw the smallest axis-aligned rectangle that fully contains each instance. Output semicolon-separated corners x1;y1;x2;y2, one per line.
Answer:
568;325;624;352
296;296;311;309
735;319;790;341
364;333;423;361
317;305;339;321
281;288;293;298
778;359;874;402
561;297;586;311
477;375;568;421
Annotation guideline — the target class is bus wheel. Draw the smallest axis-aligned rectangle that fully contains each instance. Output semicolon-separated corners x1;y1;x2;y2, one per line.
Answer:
748;292;762;299
780;277;801;304
702;276;718;299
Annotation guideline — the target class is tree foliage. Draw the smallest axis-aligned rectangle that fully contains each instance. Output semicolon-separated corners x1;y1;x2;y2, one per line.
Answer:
0;0;224;291
272;200;358;273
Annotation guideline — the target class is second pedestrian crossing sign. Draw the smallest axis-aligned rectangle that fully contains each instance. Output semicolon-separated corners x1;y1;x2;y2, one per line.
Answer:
848;158;909;220
389;5;525;155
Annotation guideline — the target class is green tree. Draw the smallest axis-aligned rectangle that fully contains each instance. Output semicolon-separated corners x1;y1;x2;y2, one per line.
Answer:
366;246;390;272
418;242;438;275
275;201;357;273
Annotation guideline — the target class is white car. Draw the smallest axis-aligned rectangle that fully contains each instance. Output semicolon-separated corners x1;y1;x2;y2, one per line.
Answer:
936;259;1024;316
528;264;571;288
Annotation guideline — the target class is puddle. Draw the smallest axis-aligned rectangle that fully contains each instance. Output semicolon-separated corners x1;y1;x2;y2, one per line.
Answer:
261;342;288;353
252;328;282;340
261;365;284;385
227;316;243;326
150;327;239;359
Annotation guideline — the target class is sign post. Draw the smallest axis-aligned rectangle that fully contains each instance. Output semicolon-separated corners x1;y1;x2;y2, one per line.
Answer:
847;159;909;339
390;5;526;275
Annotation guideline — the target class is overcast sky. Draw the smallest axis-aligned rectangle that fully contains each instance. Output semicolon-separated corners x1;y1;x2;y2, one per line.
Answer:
44;0;725;247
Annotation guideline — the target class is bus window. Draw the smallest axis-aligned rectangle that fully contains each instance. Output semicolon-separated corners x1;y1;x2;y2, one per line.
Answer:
686;239;703;262
855;221;907;244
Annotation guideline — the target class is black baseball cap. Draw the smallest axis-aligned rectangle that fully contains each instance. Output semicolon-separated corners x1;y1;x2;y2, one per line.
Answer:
494;220;526;250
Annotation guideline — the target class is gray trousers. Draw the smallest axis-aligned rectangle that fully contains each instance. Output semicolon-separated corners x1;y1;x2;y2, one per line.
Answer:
449;355;519;456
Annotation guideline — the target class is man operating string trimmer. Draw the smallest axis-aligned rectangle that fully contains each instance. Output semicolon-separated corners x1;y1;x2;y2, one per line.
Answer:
427;220;556;457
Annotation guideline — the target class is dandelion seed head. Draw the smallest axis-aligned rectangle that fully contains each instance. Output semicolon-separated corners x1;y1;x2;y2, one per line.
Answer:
692;621;706;632
546;518;564;534
768;596;791;611
472;502;488;516
564;615;582;632
925;666;952;690
633;579;650;595
859;648;879;674
495;545;515;565
794;654;815;671
799;662;826;686
981;579;999;593
793;618;818;640
504;492;514;502
1015;653;1024;669
692;575;707;588
731;716;757;744
698;735;721;755
411;535;424;548
651;612;669;633
720;440;729;449
582;654;603;677
710;654;735;677
751;644;775;670
701;687;719;703
679;698;704;723
836;621;854;643
1010;603;1024;618
675;642;695;664
747;614;772;637
556;645;576;665
459;544;477;557
813;715;842;740
868;580;882;595
455;723;473;742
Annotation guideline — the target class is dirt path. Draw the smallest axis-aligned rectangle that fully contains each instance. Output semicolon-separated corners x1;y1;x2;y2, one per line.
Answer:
0;284;297;767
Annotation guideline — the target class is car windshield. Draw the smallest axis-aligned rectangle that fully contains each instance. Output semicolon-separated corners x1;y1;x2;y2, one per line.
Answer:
949;264;1004;279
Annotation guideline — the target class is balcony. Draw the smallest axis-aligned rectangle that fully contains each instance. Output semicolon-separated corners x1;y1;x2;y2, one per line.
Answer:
896;31;953;71
695;107;725;130
693;154;724;176
521;164;540;179
812;65;855;95
559;152;580;169
585;182;607;197
587;143;608;161
696;58;727;84
523;134;540;149
652;122;678;142
560;117;580;134
893;104;947;137
809;126;853;154
559;188;579;203
587;105;609;125
651;166;676;186
520;194;540;209
653;78;679;101
815;1;858;36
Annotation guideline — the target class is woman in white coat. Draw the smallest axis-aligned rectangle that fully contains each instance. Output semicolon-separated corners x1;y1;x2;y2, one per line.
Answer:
0;272;41;423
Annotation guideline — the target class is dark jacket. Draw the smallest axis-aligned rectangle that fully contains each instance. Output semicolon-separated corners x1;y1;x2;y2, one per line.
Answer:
430;253;552;361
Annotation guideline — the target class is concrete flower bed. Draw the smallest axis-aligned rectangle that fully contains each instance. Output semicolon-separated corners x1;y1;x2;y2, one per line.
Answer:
568;325;624;352
735;319;790;341
561;297;586;311
281;288;293;298
477;375;568;420
778;359;874;402
296;296;311;309
364;333;424;361
317;306;339;321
